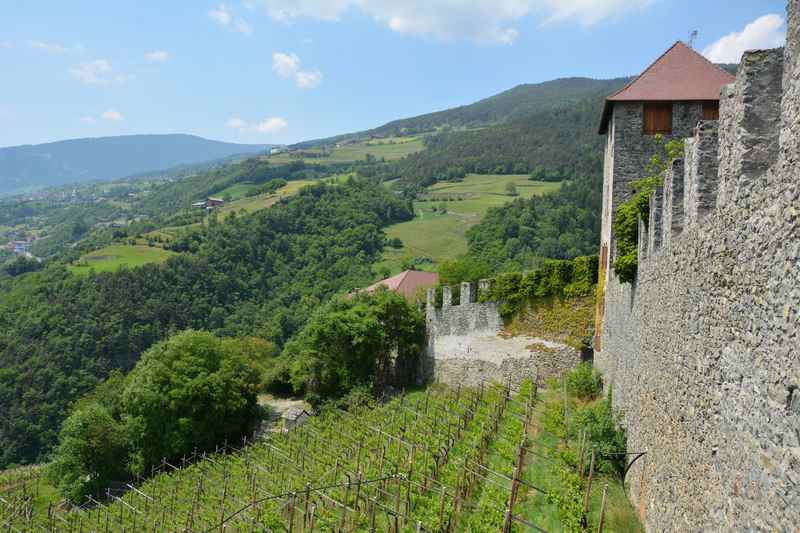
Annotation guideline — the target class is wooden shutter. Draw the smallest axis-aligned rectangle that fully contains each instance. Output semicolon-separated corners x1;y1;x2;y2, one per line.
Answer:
703;101;720;120
643;103;673;135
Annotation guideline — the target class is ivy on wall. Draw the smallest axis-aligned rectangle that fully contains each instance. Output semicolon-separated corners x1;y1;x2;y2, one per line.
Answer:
613;137;684;283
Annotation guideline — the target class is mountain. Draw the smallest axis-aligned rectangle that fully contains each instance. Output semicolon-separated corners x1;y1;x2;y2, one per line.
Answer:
0;134;270;194
294;77;630;148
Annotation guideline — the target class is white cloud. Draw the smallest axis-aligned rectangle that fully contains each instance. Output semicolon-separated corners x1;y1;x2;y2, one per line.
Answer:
79;110;123;124
295;69;323;89
101;110;123;121
235;20;254;34
26;40;83;54
209;4;233;25
0;41;14;49
209;4;254;34
254;117;288;133
272;52;323;88
69;60;133;86
703;14;786;63
259;0;651;44
227;116;288;134
227;117;247;129
272;52;301;78
145;50;171;62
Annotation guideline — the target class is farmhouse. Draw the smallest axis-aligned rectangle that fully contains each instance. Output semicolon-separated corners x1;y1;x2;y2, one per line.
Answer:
362;270;439;301
192;197;226;209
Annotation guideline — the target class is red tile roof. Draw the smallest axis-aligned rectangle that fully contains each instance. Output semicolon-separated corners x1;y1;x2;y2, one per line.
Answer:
599;41;735;133
364;270;439;300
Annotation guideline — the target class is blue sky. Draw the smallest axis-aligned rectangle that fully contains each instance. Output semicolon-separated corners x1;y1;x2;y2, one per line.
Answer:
0;0;788;148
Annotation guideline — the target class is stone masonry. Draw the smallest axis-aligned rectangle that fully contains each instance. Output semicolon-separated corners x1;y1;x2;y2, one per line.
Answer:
600;101;705;270
422;281;581;388
595;4;800;529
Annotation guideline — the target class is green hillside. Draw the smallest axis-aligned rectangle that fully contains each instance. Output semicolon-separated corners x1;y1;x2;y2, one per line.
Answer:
376;175;561;275
1;381;642;532
294;77;629;148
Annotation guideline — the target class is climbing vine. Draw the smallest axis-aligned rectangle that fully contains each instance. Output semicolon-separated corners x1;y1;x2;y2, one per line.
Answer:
613;136;684;283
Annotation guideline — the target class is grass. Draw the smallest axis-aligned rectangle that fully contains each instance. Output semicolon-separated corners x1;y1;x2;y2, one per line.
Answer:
268;137;424;164
514;388;644;533
216;182;259;200
374;175;561;276
69;245;177;274
217;179;316;215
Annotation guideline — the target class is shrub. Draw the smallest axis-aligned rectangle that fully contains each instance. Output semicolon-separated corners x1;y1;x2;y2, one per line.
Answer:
566;362;603;400
285;288;425;403
568;390;627;476
122;331;261;472
49;331;262;501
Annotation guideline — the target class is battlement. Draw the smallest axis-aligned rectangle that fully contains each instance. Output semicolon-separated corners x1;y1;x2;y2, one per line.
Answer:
425;280;500;337
641;47;790;265
596;3;800;529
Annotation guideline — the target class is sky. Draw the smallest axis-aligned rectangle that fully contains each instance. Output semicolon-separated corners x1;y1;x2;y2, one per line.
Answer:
0;0;789;148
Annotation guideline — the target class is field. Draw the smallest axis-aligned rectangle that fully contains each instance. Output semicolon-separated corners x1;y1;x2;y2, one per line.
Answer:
269;137;424;164
0;381;641;532
218;179;316;215
69;245;177;274
375;175;561;275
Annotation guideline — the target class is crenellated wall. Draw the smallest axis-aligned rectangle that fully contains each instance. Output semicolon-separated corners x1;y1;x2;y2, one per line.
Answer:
596;28;799;532
422;280;581;387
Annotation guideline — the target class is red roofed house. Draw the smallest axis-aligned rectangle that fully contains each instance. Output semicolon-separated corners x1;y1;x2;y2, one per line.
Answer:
598;41;735;281
363;270;439;301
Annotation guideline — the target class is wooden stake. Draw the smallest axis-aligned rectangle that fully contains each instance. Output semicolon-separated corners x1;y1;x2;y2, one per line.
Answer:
597;483;609;533
583;449;596;516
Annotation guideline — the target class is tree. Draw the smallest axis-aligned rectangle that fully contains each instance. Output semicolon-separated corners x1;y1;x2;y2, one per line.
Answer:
285;289;425;404
122;331;261;471
505;182;518;196
48;401;132;502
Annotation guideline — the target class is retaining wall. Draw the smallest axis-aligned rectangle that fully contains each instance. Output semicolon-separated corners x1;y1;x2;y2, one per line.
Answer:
423;281;581;388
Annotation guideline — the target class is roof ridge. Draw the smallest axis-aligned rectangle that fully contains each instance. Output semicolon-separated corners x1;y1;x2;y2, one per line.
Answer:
681;39;739;78
605;41;683;100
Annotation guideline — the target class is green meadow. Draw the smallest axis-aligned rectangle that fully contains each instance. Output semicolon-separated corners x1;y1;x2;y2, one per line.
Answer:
268;137;424;164
374;174;561;275
69;245;177;274
218;179;316;215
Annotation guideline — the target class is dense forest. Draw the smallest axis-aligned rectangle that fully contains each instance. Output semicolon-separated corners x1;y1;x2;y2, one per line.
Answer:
391;97;611;190
463;175;603;271
0;181;412;468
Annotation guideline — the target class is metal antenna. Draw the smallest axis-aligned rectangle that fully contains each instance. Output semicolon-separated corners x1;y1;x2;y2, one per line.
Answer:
688;30;699;49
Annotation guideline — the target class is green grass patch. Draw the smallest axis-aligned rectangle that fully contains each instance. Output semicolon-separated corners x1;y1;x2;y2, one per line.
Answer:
269;137;425;164
218;179;316;215
375;175;561;276
216;182;259;200
69;245;177;274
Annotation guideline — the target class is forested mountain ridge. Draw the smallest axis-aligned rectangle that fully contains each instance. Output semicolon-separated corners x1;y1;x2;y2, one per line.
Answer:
0;134;269;194
293;77;630;149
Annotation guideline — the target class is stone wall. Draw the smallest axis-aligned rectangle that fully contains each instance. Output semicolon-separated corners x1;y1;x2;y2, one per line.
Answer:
422;281;581;388
596;33;799;532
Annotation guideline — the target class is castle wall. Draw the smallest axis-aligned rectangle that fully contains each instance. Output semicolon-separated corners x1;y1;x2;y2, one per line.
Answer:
596;39;799;531
423;282;581;388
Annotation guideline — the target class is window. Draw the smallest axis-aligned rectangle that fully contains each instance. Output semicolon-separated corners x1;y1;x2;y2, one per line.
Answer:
703;101;720;120
643;102;673;135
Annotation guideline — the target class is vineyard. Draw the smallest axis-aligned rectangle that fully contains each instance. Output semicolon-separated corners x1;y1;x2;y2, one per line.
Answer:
0;380;640;532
